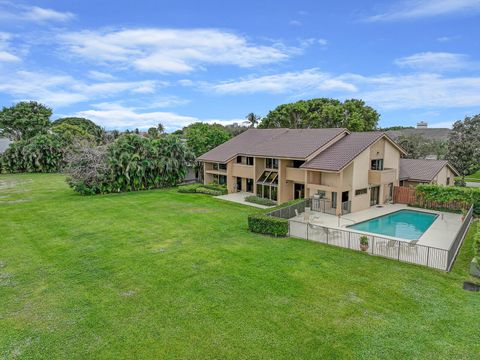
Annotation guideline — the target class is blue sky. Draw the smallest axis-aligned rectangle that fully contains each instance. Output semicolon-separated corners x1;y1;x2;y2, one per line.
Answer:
0;0;479;131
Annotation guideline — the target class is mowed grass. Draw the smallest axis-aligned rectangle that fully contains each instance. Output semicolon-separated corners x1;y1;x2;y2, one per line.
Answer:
0;174;479;359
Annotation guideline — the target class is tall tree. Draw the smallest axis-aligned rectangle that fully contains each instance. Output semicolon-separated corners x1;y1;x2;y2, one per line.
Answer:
0;101;52;141
259;98;379;131
52;117;105;144
157;123;165;134
183;123;231;157
244;113;260;128
447;114;480;184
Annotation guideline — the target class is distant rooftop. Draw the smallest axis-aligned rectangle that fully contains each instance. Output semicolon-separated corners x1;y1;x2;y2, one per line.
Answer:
0;137;11;153
386;128;451;142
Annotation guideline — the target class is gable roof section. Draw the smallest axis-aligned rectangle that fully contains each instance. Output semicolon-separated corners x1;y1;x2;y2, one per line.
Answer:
197;128;347;162
301;132;389;171
399;159;459;182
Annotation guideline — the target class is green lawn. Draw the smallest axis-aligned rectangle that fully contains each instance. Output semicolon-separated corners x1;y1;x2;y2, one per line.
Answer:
1;174;479;359
458;169;480;183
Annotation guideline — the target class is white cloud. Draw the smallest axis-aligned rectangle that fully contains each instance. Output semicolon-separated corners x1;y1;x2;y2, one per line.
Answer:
71;103;241;130
58;28;299;73
87;70;116;81
0;51;19;62
207;69;358;94
204;68;480;111
0;2;74;23
289;20;302;26
437;35;459;43
366;0;480;21
0;70;159;106
0;31;20;62
23;6;74;22
345;73;480;109
394;52;474;71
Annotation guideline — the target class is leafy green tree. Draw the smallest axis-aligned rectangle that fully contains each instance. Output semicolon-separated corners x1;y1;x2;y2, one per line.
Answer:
51;123;94;145
396;134;448;159
259;98;379;131
147;127;160;138
447;114;480;184
183;123;231;158
52;117;105;144
244;113;260;128
0;101;51;141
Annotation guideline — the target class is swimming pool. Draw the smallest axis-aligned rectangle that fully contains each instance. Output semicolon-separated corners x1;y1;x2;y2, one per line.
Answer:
347;209;438;240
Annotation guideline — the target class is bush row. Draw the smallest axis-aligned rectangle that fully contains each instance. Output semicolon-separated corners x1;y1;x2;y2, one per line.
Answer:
247;199;305;237
177;183;227;196
416;184;480;215
244;195;276;206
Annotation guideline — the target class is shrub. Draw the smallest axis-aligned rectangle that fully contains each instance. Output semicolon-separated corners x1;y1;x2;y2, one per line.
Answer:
416;184;480;216
247;198;305;237
1;133;65;173
202;183;228;194
195;187;223;196
178;184;202;193
474;229;480;262
247;214;289;237
245;195;276;206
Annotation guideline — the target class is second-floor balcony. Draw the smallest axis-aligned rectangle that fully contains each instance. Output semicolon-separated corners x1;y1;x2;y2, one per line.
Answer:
285;166;305;182
368;168;396;185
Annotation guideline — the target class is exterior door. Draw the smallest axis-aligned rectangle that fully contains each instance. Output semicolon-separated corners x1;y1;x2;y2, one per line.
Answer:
294;183;305;199
370;186;380;206
246;178;253;192
236;177;242;191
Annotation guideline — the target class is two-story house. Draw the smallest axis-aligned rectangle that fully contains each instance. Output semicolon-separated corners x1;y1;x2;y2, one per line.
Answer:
197;128;457;215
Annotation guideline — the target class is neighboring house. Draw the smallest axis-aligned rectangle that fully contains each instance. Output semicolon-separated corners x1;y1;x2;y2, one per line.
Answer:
386;123;450;142
0;137;11;154
399;159;459;188
198;128;406;215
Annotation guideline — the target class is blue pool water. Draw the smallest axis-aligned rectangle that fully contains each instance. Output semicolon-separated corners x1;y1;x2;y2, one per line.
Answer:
347;210;437;240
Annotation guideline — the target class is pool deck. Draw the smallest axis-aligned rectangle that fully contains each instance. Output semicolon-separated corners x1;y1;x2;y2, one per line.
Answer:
290;204;463;250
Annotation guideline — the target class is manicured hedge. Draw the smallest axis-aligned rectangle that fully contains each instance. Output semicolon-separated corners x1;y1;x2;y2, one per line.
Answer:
177;183;226;196
178;184;202;193
248;199;305;237
195;187;223;196
416;184;480;215
245;195;276;206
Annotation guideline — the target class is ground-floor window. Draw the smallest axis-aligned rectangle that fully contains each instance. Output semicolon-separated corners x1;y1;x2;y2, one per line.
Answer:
256;184;277;201
213;174;227;185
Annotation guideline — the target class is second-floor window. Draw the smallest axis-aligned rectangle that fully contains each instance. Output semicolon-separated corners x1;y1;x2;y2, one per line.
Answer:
212;163;227;171
371;159;384;171
237;156;254;165
266;158;279;170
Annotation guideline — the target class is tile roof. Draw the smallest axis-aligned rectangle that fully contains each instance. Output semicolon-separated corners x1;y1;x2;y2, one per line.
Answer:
301;132;385;171
387;128;450;142
399;159;457;182
197;128;346;162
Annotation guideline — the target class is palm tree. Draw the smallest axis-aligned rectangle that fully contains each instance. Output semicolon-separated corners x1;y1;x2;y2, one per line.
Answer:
157;123;165;134
244;113;260;128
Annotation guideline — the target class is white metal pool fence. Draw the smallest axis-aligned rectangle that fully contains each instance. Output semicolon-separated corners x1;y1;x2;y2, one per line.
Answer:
272;199;474;271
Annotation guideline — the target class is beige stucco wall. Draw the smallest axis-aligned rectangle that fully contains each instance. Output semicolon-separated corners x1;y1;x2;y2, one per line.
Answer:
434;166;455;186
231;163;255;179
350;149;371;213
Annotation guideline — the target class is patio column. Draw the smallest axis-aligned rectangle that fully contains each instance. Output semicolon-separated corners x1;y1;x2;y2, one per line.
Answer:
335;171;343;216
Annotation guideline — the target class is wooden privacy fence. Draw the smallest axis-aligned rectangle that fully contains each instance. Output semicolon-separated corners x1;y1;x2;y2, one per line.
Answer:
393;186;469;211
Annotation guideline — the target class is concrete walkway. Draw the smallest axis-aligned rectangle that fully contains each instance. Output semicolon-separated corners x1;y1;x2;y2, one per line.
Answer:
215;191;273;209
466;182;480;188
